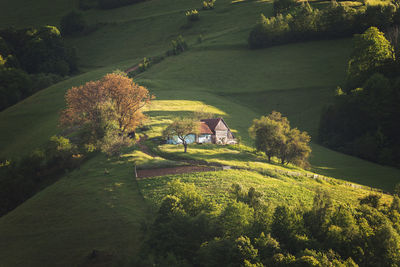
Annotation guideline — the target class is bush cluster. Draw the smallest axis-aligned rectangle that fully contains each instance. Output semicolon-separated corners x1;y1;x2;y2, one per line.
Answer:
135;180;400;266
167;35;188;56
0;26;77;110
249;2;399;49
186;9;200;22
203;0;216;10
0;136;86;217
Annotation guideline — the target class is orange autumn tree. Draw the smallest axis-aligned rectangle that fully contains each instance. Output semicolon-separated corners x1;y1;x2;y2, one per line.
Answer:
60;73;153;140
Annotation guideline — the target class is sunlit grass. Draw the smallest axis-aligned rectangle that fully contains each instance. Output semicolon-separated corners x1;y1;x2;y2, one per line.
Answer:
159;143;304;173
120;149;183;169
138;169;393;209
145;100;226;114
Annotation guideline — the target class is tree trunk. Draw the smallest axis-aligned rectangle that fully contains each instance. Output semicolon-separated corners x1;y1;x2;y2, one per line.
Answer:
183;142;187;153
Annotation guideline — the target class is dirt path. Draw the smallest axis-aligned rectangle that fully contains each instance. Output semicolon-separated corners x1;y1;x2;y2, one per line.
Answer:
125;65;139;74
137;165;220;179
137;134;158;157
135;135;224;178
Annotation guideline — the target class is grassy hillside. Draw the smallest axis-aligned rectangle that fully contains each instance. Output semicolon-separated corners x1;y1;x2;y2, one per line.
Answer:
138;169;393;210
0;152;150;266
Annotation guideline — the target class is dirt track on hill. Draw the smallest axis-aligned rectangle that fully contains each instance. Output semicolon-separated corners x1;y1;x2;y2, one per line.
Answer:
125;65;139;73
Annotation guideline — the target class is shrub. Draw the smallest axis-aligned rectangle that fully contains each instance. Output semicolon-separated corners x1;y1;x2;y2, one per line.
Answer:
99;130;134;156
138;57;151;72
169;35;188;55
186;9;200;21
60;11;87;35
203;0;216;10
359;194;382;208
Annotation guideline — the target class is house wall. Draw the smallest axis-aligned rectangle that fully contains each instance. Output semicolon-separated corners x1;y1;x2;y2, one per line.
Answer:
167;134;196;144
214;121;228;143
198;134;212;144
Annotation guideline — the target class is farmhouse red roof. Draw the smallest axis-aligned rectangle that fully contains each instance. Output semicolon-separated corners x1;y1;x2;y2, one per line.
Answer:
199;122;213;134
200;118;222;132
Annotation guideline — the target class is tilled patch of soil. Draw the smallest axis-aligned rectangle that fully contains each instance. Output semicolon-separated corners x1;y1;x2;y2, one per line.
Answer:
137;165;220;178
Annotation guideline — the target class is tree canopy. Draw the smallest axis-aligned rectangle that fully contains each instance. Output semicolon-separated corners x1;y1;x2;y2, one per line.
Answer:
347;27;395;88
60;73;153;149
249;111;311;167
163;119;199;153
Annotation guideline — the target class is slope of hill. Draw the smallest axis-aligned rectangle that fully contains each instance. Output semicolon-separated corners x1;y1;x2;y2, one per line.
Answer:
0;153;150;266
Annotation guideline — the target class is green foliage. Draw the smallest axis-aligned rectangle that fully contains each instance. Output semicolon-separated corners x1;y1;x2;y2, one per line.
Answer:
186;10;200;22
371;223;400;266
249;2;398;49
168;180;207;216
60;11;87;35
0;54;5;66
1;27;75;108
248;13;292;49
347;27;395;88
249;111;311;167
359;193;381;208
139;181;398;266
0;26;78;76
254;232;281;263
230;183;263;209
0;135;83;216
219;201;254;237
99;129;134;156
169;35;188;55
163;118;199;152
138;57;151;72
203;0;216;10
272;205;304;252
319;27;400;169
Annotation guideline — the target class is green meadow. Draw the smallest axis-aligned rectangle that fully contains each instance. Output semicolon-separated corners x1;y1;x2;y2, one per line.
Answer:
0;0;399;265
0;153;151;266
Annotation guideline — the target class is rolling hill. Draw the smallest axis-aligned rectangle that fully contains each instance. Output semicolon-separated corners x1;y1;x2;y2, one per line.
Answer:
0;0;398;265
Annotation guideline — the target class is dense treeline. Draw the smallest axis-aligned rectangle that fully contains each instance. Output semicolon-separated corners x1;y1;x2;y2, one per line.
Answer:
319;27;400;167
0;26;77;110
249;1;399;49
0;136;86;217
78;0;146;10
136;180;400;266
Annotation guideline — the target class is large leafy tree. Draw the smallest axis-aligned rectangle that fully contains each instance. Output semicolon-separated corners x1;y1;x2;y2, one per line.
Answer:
60;73;152;139
347;27;395;88
249;112;288;162
163;119;199;153
249;111;311;167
